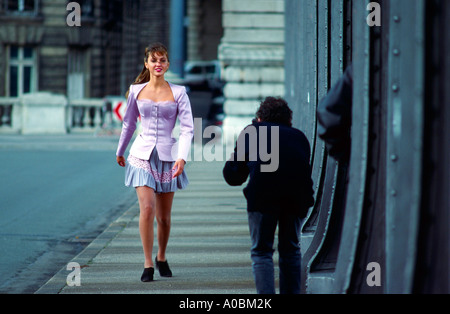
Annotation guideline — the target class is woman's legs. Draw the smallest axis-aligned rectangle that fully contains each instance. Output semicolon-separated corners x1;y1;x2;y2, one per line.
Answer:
136;185;175;274
155;192;174;262
136;186;156;268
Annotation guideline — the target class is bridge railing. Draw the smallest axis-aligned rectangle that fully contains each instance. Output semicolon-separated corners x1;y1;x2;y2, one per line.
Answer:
67;98;109;132
0;97;20;133
0;95;120;134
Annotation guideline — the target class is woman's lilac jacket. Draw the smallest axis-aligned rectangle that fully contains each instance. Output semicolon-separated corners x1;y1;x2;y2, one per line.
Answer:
116;82;194;162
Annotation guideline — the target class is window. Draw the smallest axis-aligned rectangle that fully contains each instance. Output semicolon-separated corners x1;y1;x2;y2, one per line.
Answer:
206;65;216;74
8;46;37;97
65;0;93;17
67;48;87;99
80;0;93;17
190;66;203;74
4;0;39;16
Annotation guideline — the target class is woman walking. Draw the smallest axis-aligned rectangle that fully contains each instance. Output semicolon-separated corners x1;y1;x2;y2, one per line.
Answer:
116;43;194;282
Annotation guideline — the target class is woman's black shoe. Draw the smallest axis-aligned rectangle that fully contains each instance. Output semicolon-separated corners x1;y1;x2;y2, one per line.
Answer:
141;267;154;282
155;257;172;277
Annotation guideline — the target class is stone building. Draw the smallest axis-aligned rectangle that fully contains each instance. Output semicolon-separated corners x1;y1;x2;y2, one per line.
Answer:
0;0;282;135
218;0;285;140
0;0;170;100
186;0;223;62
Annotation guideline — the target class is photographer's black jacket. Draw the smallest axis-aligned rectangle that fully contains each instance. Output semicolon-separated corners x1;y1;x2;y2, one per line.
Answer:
223;120;314;217
317;65;353;163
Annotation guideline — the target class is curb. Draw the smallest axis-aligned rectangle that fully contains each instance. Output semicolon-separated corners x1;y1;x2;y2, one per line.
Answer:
35;202;139;294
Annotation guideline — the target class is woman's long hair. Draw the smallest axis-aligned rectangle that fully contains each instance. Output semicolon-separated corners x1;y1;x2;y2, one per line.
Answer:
125;42;169;98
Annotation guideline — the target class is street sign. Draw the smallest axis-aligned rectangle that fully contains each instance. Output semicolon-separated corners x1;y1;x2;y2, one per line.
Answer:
113;101;124;121
104;97;126;122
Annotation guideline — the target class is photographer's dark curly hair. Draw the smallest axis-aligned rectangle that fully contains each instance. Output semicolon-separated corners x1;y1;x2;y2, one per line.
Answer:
256;97;293;126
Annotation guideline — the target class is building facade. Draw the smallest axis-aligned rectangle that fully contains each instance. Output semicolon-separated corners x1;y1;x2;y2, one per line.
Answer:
186;0;222;62
218;0;285;141
0;0;276;134
0;0;170;100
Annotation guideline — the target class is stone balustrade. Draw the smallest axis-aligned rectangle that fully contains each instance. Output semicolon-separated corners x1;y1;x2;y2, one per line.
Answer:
0;93;116;134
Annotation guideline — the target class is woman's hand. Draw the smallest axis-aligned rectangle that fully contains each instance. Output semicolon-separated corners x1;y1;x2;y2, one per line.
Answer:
117;156;126;167
172;158;186;178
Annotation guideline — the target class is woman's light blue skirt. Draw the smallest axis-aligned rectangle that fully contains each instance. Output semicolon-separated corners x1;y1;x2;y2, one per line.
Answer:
125;149;188;193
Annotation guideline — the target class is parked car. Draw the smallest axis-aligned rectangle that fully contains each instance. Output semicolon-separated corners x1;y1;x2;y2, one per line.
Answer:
184;60;222;90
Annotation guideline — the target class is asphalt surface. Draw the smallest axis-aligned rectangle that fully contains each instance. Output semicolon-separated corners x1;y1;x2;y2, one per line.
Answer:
1;91;264;295
0;90;221;294
0;133;136;293
35;155;258;294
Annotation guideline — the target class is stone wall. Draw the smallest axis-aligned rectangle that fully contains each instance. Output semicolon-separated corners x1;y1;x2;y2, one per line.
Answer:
218;0;285;143
0;0;170;98
187;0;223;61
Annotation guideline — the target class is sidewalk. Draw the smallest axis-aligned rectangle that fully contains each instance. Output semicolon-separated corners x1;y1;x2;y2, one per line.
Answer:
35;159;256;294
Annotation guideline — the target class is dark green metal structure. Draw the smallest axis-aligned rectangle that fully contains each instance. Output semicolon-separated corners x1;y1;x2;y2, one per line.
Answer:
285;0;449;294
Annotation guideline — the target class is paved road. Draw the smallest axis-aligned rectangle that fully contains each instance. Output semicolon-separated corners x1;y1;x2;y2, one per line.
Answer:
0;90;218;294
0;134;137;293
37;159;255;294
